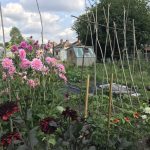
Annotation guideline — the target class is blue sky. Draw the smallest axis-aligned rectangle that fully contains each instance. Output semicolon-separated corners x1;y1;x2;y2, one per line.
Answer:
0;0;85;43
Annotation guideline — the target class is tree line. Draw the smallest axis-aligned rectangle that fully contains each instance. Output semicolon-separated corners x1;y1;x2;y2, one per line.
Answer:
72;0;150;59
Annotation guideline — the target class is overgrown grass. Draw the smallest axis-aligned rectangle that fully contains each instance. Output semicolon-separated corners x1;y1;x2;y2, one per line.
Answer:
65;59;150;120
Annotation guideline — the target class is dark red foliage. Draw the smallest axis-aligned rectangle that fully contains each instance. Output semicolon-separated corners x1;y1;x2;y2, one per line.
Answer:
62;107;78;121
64;93;69;100
40;117;58;134
146;137;150;147
0;101;19;121
1;132;21;147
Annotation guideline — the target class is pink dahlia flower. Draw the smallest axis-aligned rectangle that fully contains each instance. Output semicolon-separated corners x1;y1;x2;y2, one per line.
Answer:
28;79;39;88
2;72;7;81
59;73;67;83
11;45;18;53
46;57;57;66
41;66;49;75
31;58;43;71
20;41;27;49
20;59;31;70
56;64;66;73
2;58;13;69
19;49;26;60
27;45;33;52
36;50;44;59
8;66;16;76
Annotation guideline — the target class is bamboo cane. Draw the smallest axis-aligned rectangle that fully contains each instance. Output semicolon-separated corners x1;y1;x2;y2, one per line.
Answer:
107;73;113;145
84;75;90;118
0;2;6;57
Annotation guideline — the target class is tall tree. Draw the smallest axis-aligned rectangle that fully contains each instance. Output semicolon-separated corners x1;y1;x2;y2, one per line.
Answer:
73;0;150;58
10;27;24;44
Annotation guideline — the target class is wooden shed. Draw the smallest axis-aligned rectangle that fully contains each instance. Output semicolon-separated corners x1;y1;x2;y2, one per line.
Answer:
67;46;96;66
144;46;150;60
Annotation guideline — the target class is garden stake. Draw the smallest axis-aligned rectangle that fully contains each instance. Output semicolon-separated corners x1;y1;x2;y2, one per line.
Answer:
113;22;133;106
10;118;13;132
103;5;119;85
36;0;45;62
43;75;46;101
94;0;98;95
133;18;149;102
0;123;4;150
123;7;140;106
80;24;89;113
7;78;14;133
0;2;6;57
107;73;113;147
8;79;12;101
84;75;90;118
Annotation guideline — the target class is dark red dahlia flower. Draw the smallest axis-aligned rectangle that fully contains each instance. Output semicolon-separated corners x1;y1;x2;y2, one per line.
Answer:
62;107;78;121
0;101;19;121
1;132;21;147
40;117;58;134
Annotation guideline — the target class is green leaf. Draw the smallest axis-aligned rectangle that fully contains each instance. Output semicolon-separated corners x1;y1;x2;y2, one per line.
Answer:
89;146;96;150
57;106;65;113
48;138;56;146
122;118;125;124
29;127;39;148
17;145;29;150
119;138;132;149
13;116;24;123
36;113;45;119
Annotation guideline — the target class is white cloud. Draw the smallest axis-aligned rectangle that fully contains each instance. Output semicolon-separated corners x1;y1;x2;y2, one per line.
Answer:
58;28;75;41
3;3;26;21
0;1;82;43
20;0;84;12
0;27;11;43
0;3;60;42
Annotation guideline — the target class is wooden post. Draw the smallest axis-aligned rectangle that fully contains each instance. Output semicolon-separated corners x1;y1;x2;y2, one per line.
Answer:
84;75;90;118
107;73;113;144
53;42;55;56
0;2;6;57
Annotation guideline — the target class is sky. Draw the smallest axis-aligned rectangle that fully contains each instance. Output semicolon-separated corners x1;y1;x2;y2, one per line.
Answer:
0;0;85;44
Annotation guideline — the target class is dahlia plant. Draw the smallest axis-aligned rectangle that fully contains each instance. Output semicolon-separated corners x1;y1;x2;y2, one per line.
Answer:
0;39;68;149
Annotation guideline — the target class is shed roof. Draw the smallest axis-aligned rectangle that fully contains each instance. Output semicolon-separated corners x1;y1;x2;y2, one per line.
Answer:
69;46;96;58
144;47;150;51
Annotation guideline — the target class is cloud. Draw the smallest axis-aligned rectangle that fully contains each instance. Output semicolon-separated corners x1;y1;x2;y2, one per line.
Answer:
0;1;82;43
20;0;84;12
0;27;11;43
1;3;61;41
3;3;26;21
58;28;75;41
